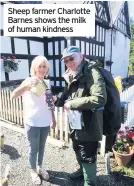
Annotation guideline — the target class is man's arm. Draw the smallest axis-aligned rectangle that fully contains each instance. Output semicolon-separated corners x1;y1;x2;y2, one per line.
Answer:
69;68;107;110
55;87;68;107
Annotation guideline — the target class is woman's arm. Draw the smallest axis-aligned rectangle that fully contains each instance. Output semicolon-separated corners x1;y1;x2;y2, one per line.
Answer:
11;84;29;99
11;79;29;99
11;77;38;99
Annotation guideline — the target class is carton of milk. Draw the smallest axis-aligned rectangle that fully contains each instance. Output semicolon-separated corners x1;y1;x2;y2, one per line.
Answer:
30;81;48;97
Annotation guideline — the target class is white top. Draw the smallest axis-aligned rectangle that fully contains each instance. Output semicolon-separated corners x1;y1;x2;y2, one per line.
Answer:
22;79;52;127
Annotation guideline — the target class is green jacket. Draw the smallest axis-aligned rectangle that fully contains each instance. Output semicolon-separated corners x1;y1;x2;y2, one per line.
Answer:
55;59;107;141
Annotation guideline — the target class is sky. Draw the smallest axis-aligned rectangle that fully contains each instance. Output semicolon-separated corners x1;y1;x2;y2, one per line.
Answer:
129;1;134;19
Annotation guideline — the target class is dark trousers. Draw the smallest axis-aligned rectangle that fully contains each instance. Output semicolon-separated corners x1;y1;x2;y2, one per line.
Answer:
72;139;98;164
72;139;98;185
105;134;117;153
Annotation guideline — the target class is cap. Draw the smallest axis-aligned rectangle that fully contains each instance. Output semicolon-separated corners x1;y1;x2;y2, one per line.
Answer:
61;46;81;61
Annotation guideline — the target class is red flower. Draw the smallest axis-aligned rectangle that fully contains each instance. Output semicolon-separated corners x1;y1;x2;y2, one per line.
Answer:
12;56;16;59
118;130;124;135
2;56;6;60
125;126;129;130
120;135;126;139
127;131;134;141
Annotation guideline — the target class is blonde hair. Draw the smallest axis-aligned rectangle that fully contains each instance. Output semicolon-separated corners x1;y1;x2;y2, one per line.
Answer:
30;56;50;77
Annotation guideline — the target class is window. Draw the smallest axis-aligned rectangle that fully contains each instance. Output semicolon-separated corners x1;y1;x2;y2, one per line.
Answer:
116;5;127;34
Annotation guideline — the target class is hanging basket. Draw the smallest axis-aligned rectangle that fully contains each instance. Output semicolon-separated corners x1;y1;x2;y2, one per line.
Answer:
2;56;20;73
112;146;134;166
4;60;18;73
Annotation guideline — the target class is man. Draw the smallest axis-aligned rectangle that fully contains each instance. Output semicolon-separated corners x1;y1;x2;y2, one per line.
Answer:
54;46;107;186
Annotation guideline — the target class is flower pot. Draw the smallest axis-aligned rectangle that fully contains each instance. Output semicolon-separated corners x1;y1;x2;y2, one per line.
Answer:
112;146;134;166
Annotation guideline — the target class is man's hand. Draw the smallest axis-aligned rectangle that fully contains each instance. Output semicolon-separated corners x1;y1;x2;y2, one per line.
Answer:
64;101;71;111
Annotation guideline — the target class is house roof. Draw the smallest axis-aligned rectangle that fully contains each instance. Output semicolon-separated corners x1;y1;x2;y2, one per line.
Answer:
109;1;124;24
109;1;131;38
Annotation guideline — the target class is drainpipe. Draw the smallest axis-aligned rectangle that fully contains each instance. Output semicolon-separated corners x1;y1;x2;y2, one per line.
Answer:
110;26;113;73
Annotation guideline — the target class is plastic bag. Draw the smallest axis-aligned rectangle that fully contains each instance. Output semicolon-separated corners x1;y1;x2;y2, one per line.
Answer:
114;76;123;93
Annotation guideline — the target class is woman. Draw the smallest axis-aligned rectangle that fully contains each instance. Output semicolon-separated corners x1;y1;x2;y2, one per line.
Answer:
11;56;56;185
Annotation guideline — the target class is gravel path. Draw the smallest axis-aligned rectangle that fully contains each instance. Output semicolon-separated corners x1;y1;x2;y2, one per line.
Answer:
1;126;134;186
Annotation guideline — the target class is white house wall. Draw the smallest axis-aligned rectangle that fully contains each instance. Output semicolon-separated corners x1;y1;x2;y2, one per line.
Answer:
14;38;28;55
1;34;67;87
1;36;45;81
1;36;12;54
105;29;130;78
42;1;85;4
47;37;67;87
30;40;44;55
1;0;46;82
111;31;130;78
9;59;29;80
1;36;12;81
0;59;6;81
0;4;4;30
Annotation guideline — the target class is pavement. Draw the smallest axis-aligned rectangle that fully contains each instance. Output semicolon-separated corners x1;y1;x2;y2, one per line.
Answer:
1;123;134;186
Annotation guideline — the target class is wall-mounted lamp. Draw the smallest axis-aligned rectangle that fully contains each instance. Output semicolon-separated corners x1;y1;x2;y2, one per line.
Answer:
106;60;113;66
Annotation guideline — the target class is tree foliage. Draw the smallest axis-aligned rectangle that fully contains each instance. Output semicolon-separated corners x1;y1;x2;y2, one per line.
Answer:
129;22;134;75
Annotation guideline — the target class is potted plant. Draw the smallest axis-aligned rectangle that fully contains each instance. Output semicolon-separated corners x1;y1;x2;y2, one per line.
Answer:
2;56;21;73
112;126;134;166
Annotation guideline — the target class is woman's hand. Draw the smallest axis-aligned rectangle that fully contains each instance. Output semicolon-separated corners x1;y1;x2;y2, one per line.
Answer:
24;77;39;90
64;101;71;111
51;118;56;129
51;111;56;129
52;96;57;103
11;77;39;99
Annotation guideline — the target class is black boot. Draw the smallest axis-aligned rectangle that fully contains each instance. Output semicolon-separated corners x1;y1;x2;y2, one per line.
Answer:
70;154;84;180
69;168;84;180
